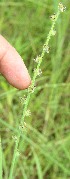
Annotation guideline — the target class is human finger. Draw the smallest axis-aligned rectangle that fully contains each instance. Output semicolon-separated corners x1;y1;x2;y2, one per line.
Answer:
0;35;31;90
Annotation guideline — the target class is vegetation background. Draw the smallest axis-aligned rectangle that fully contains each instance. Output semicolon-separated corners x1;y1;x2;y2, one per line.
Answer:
0;0;70;178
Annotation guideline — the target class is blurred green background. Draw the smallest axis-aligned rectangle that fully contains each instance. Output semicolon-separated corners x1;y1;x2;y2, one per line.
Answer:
0;0;70;178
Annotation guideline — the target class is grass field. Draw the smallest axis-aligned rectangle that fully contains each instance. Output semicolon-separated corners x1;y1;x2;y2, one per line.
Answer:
0;0;70;178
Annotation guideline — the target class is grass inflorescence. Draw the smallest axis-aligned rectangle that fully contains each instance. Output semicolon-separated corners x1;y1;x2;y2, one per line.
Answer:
8;2;66;179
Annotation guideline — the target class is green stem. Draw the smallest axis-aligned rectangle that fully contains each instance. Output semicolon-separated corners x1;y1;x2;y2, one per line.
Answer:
9;134;20;179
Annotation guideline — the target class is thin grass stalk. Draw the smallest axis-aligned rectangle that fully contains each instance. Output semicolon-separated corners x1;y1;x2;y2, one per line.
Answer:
9;3;66;178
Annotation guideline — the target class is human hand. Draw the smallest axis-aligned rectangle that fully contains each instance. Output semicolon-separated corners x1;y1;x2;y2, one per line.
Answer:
0;35;31;90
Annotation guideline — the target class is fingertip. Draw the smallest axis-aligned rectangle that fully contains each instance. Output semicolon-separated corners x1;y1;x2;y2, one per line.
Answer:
0;36;31;90
19;76;31;90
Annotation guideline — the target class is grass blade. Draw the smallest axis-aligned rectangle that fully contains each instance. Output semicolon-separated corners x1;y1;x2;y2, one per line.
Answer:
33;150;43;179
0;136;2;179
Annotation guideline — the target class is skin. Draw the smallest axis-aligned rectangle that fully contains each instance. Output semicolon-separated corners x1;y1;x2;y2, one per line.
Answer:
0;35;31;90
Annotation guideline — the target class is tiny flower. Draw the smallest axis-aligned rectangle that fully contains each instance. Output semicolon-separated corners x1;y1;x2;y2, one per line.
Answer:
33;55;41;63
31;86;36;93
43;44;50;53
12;135;17;142
34;68;37;74
33;56;39;63
34;68;42;76
37;69;42;76
19;97;24;103
28;85;36;93
25;109;31;117
19;95;27;104
58;2;66;12
19;122;27;131
50;13;56;21
52;29;56;36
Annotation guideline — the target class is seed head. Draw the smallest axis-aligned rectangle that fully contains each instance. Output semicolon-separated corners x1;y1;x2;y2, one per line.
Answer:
43;44;50;53
50;13;56;21
31;86;36;93
33;55;41;63
19;95;27;104
37;69;42;76
28;85;36;93
25;109;31;117
19;122;27;131
52;29;56;36
34;68;42;76
58;2;66;12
